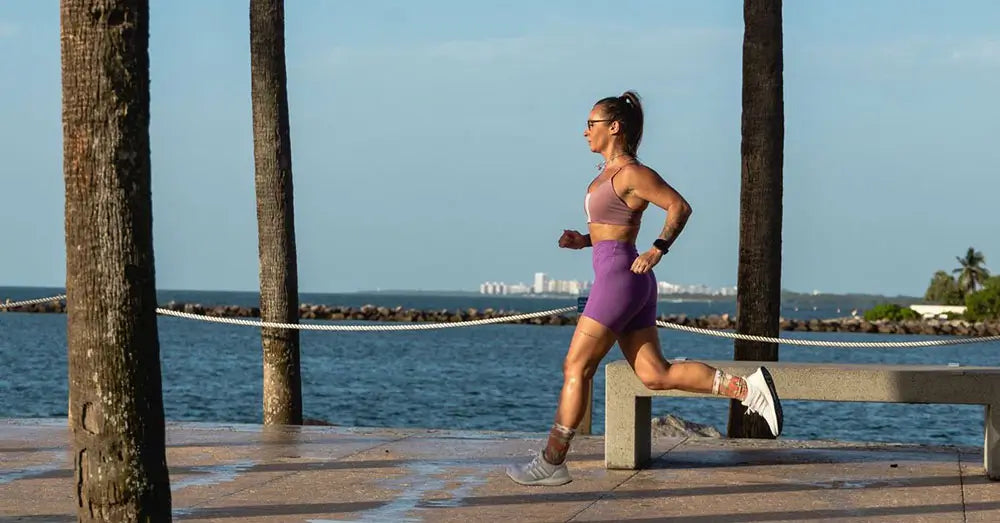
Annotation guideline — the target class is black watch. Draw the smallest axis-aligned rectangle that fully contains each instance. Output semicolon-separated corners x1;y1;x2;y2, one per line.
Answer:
653;239;670;254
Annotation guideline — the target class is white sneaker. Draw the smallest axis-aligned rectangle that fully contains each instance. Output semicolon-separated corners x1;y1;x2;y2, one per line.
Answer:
506;451;572;486
741;367;783;437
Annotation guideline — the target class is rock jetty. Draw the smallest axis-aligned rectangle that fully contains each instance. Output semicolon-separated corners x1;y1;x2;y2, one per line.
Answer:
652;414;723;438
3;299;999;336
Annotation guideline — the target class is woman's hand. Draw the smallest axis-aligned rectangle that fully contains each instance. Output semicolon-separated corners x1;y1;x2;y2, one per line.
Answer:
631;248;663;274
558;229;589;249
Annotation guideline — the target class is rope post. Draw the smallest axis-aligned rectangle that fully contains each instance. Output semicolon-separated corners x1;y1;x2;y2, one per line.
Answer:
574;296;593;435
578;379;594;435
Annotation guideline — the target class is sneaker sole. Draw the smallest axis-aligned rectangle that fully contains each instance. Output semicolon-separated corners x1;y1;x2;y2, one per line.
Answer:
505;468;572;487
758;366;783;437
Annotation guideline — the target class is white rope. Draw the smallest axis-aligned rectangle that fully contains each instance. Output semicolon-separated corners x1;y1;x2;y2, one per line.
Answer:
156;306;578;331
4;294;999;347
0;294;66;309
162;306;1000;346
656;320;1000;348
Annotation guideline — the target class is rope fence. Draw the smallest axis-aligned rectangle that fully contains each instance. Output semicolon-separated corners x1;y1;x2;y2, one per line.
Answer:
4;293;1000;348
654;320;1000;348
156;306;578;331
0;294;67;309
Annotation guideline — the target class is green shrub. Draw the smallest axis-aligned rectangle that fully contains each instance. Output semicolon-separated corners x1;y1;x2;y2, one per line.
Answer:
863;303;920;322
965;276;1000;321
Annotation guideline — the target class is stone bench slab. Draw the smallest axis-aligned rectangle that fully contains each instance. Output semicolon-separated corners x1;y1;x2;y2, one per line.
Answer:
604;359;1000;479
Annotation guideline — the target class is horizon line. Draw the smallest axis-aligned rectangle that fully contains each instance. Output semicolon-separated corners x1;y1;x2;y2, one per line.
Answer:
0;284;925;300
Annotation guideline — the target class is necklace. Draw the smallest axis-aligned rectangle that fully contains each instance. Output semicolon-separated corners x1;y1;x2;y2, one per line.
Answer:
596;151;633;172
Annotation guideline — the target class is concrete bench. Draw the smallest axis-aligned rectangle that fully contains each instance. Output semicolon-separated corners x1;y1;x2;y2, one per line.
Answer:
604;359;1000;479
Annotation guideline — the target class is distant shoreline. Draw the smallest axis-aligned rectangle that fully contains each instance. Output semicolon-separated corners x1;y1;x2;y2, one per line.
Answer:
0;285;926;309
8;299;995;337
352;289;927;303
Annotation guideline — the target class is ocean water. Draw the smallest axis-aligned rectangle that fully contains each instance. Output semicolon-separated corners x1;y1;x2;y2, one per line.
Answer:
1;286;996;448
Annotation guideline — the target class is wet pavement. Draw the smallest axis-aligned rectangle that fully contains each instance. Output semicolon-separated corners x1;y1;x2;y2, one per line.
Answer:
1;418;998;522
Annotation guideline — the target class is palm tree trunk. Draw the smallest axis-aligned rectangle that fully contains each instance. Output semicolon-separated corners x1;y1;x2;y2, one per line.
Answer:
250;0;303;425
729;0;784;439
61;0;172;519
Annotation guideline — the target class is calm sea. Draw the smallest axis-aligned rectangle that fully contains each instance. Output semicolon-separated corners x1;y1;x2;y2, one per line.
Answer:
1;286;996;447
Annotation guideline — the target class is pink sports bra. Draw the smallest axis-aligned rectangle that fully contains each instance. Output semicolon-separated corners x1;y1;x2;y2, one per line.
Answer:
584;168;642;226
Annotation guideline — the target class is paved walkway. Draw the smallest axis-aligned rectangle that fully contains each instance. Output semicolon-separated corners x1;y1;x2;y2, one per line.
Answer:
1;418;997;522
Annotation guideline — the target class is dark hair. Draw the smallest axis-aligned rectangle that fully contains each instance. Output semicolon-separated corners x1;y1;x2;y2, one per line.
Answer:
595;90;644;157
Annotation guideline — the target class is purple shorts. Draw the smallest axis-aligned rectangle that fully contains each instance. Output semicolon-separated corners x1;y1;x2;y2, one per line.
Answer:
581;240;657;335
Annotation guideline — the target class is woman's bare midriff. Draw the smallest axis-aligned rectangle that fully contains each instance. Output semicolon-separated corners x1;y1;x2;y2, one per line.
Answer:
588;223;640;245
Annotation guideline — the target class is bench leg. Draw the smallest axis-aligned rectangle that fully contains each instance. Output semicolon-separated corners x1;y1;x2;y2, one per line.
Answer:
605;393;651;469
986;404;999;480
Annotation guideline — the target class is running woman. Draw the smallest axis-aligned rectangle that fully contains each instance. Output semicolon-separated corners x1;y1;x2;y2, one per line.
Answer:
506;91;782;487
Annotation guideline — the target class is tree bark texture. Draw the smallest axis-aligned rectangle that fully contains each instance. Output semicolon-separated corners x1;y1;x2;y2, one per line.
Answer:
250;0;302;425
60;0;172;519
729;0;784;439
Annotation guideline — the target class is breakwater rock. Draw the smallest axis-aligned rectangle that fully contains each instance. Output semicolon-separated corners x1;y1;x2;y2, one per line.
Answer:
4;299;1000;336
669;314;1000;337
652;414;723;438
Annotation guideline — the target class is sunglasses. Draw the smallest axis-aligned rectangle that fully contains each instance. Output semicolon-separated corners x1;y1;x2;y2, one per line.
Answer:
586;119;613;129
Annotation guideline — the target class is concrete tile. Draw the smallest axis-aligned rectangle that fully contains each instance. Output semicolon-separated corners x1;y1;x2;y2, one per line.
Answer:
174;434;594;522
0;420;995;523
576;439;966;522
0;420;407;522
959;447;1000;523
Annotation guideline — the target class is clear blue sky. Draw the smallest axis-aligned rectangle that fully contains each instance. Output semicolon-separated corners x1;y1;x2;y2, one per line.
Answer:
1;1;998;296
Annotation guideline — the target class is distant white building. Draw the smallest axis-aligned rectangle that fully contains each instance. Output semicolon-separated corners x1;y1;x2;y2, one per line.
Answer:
657;281;683;294
479;281;532;295
480;271;746;297
909;304;967;319
507;283;532;295
533;273;549;294
550;279;582;295
656;281;737;296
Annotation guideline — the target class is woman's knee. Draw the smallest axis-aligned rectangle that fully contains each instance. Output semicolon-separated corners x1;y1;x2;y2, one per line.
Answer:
635;370;663;390
562;360;598;383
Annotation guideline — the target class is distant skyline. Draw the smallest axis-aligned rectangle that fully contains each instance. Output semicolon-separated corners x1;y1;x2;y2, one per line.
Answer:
1;1;998;297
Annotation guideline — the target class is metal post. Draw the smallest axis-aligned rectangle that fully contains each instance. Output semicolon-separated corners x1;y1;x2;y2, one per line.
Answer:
578;379;594;435
576;296;593;435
